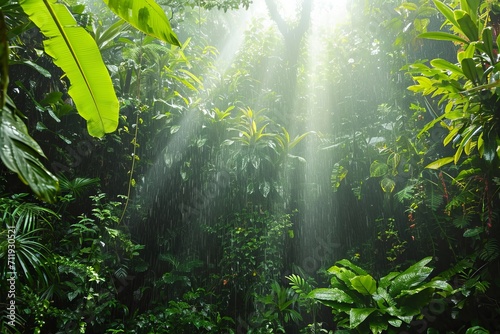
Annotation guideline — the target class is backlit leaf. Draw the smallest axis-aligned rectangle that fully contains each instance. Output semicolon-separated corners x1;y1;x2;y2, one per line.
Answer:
418;32;468;44
20;0;119;137
103;0;180;46
370;160;388;177
425;156;454;169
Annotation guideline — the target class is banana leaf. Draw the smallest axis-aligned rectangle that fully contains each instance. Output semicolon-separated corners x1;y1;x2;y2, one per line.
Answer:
103;0;180;46
20;0;119;138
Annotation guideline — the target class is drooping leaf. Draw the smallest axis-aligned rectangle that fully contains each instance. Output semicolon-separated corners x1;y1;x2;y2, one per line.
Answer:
103;0;180;46
483;130;497;164
0;102;59;202
430;58;463;76
380;177;396;193
425;156;454;169
418;31;469;44
336;259;369;276
20;0;119;137
9;59;52;78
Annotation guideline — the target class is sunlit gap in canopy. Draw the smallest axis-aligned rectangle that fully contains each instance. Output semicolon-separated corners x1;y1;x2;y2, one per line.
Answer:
301;0;350;262
138;4;260;218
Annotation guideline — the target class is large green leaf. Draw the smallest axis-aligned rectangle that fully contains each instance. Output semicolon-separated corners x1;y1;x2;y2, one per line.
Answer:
308;288;354;304
349;308;377;329
389;257;433;297
350;275;377;296
103;0;180;46
0;102;59;202
336;259;369;276
20;0;119;138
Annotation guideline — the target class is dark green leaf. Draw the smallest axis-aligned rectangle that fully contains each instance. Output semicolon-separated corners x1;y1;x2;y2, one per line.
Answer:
463;227;483;237
389;257;433;297
455;10;478;41
0;103;59;202
461;58;480;84
349;308;377;329
481;28;495;65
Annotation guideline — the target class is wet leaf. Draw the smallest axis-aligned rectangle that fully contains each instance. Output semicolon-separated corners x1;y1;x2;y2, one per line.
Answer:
380;177;396;193
0;103;59;202
370;160;388;177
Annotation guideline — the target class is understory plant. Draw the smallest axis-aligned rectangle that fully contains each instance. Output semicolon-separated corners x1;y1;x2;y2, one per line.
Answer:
291;257;452;334
131;288;235;334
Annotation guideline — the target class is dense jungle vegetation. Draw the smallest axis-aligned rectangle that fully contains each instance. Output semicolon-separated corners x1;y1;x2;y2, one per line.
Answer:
1;0;500;333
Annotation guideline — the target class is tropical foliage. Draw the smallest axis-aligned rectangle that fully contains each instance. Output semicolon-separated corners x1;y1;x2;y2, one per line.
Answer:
1;0;500;333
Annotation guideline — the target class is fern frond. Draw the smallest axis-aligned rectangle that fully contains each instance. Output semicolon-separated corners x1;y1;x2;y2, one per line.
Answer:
287;274;312;296
426;186;443;211
114;266;128;279
395;184;414;203
439;258;474;280
452;215;471;229
479;239;499;262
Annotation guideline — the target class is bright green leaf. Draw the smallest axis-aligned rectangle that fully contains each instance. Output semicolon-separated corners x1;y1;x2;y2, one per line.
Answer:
20;0;119;137
418;31;469;44
370;160;388;177
425;157;454;169
103;0;180;46
350;275;377;295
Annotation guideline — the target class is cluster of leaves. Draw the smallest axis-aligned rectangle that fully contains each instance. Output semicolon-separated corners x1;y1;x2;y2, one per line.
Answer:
291;257;452;334
408;0;500;169
0;183;145;332
131;288;234;334
205;209;293;293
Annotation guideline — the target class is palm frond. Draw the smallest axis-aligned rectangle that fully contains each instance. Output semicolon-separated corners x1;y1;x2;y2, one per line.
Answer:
59;176;100;198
